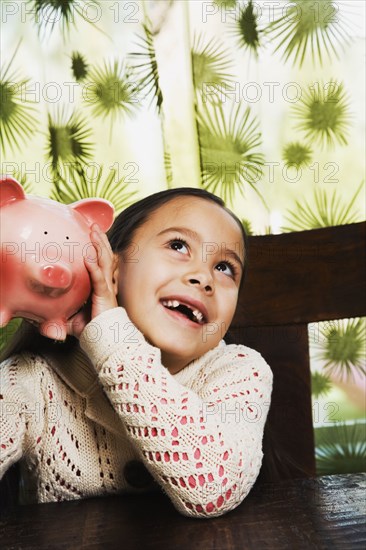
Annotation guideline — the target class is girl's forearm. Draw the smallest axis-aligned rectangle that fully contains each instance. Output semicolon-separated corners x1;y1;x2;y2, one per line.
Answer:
80;308;272;518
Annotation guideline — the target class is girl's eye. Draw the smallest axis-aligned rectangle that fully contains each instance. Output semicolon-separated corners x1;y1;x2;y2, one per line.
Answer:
216;261;237;278
169;238;189;254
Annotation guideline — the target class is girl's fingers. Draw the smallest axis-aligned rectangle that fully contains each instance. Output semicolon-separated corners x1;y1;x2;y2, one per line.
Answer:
90;224;114;271
66;227;117;337
97;224;114;254
84;251;109;297
84;250;118;317
84;225;118;319
92;223;113;256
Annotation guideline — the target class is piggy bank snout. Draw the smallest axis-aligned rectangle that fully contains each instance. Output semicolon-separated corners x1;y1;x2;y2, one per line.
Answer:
41;264;73;289
28;263;75;297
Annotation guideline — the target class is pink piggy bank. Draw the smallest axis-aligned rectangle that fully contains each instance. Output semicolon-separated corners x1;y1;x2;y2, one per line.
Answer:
0;176;115;340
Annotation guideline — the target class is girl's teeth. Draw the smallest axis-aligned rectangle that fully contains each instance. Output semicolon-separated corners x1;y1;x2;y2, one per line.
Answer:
192;309;203;322
162;300;205;323
164;299;179;308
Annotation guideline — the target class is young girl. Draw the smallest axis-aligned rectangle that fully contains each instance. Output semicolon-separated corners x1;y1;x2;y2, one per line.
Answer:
0;187;272;518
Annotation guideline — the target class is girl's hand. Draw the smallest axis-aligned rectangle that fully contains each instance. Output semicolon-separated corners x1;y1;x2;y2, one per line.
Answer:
67;224;119;339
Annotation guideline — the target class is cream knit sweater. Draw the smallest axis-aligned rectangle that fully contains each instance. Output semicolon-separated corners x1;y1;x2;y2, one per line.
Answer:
0;308;272;518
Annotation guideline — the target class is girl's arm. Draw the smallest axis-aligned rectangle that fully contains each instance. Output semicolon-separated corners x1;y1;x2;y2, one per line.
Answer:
80;308;272;518
74;225;272;517
0;355;44;480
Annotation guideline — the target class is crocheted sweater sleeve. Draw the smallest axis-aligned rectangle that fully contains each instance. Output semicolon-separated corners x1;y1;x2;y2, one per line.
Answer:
0;355;44;480
80;308;272;518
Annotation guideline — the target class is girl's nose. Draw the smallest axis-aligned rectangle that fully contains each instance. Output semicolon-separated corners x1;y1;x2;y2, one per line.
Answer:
184;268;214;294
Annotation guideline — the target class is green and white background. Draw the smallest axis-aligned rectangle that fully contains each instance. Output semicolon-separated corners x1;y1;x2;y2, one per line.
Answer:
1;0;365;474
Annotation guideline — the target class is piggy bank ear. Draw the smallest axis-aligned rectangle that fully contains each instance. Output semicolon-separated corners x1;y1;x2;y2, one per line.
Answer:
0;176;26;207
70;198;115;232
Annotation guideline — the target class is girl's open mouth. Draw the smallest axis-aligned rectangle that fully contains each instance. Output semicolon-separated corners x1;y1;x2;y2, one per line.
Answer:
160;299;206;325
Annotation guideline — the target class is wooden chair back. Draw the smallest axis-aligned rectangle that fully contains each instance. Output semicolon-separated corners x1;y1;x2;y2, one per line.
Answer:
229;222;366;479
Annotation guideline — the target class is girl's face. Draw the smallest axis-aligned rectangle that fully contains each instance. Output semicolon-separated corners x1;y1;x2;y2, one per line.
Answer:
117;196;244;374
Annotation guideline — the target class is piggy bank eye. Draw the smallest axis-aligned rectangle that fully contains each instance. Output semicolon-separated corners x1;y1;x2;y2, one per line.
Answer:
66;236;69;240
44;231;48;235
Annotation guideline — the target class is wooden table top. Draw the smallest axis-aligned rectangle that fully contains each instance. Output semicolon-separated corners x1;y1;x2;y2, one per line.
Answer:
1;473;365;549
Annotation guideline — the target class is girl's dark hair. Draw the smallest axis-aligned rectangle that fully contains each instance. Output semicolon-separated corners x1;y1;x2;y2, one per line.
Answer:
108;187;248;288
1;187;247;361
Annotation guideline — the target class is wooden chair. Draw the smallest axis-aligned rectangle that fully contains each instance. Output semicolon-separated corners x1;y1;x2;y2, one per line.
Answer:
1;222;365;510
229;221;366;480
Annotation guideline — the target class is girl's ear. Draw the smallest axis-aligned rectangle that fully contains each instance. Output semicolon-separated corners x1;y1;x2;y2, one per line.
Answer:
112;254;119;296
